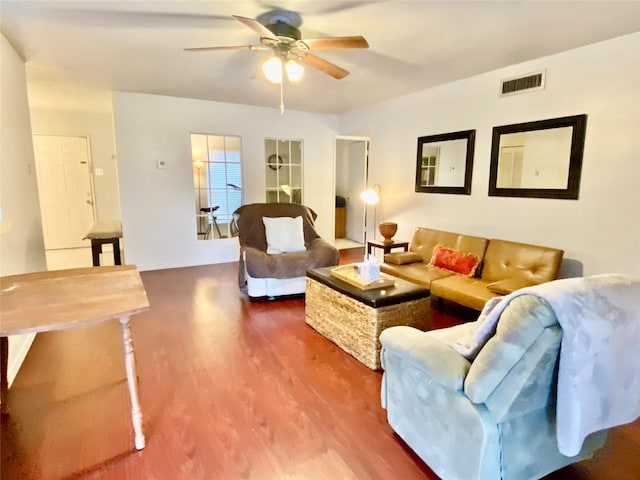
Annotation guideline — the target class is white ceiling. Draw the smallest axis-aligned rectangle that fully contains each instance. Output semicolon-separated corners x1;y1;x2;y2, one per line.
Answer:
2;1;639;114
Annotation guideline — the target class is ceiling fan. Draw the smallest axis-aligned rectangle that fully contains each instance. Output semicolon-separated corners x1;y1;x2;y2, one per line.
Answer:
184;9;369;83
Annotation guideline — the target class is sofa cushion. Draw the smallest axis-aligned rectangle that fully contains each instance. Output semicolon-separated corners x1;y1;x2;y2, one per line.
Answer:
430;245;481;277
431;276;501;311
381;262;453;288
482;239;563;284
384;251;423;265
486;277;535;295
408;227;488;266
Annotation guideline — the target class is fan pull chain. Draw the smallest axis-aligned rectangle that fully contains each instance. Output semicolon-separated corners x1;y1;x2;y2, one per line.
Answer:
279;77;285;115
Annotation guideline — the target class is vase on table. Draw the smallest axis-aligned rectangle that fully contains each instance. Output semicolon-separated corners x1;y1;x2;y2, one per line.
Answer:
379;222;398;244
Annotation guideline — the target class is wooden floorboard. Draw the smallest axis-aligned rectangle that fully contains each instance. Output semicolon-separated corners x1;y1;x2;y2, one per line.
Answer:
2;249;639;479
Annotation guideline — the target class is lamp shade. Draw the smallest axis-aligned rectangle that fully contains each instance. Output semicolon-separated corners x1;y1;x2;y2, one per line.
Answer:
285;59;304;81
360;188;380;205
263;56;283;83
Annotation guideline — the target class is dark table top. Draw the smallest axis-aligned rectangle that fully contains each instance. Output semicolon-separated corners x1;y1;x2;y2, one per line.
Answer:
306;266;430;308
367;239;409;248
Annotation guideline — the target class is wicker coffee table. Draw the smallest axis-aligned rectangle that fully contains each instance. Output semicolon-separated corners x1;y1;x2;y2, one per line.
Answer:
305;266;431;369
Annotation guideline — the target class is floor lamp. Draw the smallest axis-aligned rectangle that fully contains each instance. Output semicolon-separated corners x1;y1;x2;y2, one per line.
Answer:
360;184;380;258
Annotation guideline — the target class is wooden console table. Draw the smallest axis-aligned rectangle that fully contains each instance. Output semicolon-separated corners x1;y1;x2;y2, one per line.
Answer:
0;265;149;450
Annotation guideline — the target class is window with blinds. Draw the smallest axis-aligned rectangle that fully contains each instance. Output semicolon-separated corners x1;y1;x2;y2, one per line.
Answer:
191;134;243;240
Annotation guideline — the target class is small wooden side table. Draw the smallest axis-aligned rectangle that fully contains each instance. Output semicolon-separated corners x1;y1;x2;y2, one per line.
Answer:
0;265;149;450
367;239;409;256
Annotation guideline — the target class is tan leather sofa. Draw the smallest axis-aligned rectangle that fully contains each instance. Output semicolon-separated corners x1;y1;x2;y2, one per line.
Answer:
381;227;564;311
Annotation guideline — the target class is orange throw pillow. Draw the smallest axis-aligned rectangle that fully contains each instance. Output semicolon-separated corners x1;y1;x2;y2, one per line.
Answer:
429;245;480;277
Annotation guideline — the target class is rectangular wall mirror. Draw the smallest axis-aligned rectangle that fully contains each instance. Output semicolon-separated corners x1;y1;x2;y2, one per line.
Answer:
415;129;475;195
191;133;243;240
488;114;587;199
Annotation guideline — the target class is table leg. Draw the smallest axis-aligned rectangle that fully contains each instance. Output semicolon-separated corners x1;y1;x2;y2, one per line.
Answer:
113;239;122;265
91;239;101;266
118;316;145;450
1;336;8;414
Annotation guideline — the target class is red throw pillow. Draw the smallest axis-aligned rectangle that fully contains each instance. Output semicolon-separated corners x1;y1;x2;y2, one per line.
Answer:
429;245;480;277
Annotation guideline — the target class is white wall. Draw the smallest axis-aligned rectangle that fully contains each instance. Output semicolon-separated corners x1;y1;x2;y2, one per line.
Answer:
340;33;640;278
29;108;121;221
0;34;47;385
112;92;338;271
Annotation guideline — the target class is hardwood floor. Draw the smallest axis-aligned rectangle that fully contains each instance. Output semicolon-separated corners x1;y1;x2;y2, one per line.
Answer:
2;248;639;479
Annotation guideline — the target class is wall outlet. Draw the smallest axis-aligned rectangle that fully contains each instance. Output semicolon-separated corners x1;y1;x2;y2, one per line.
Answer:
94;168;104;176
157;160;167;169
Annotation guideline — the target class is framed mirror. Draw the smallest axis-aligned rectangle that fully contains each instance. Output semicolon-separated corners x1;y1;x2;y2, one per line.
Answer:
488;114;587;199
191;133;243;240
415;129;475;195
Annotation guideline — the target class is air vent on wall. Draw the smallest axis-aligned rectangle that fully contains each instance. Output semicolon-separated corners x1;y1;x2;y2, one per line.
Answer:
500;70;546;97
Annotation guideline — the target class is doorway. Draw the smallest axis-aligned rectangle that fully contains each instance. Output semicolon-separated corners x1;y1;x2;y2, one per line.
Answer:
32;135;95;250
334;136;369;248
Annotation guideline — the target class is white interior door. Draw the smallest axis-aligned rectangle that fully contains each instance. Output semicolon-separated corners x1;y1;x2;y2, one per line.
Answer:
33;135;95;249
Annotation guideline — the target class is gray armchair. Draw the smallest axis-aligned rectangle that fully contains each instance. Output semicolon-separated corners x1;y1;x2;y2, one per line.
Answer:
234;203;339;298
380;293;611;480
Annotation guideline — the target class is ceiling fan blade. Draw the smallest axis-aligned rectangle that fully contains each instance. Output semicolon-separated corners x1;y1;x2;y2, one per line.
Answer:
303;36;369;50
302;54;349;80
184;45;256;52
232;15;277;39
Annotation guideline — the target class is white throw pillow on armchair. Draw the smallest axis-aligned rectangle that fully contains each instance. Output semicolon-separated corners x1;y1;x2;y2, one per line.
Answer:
262;216;306;254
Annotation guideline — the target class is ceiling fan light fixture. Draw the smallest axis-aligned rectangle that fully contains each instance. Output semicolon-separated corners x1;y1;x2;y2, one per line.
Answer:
263;56;283;83
285;59;304;82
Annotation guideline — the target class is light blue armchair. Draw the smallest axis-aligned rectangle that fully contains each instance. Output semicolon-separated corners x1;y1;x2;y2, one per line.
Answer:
379;295;607;480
